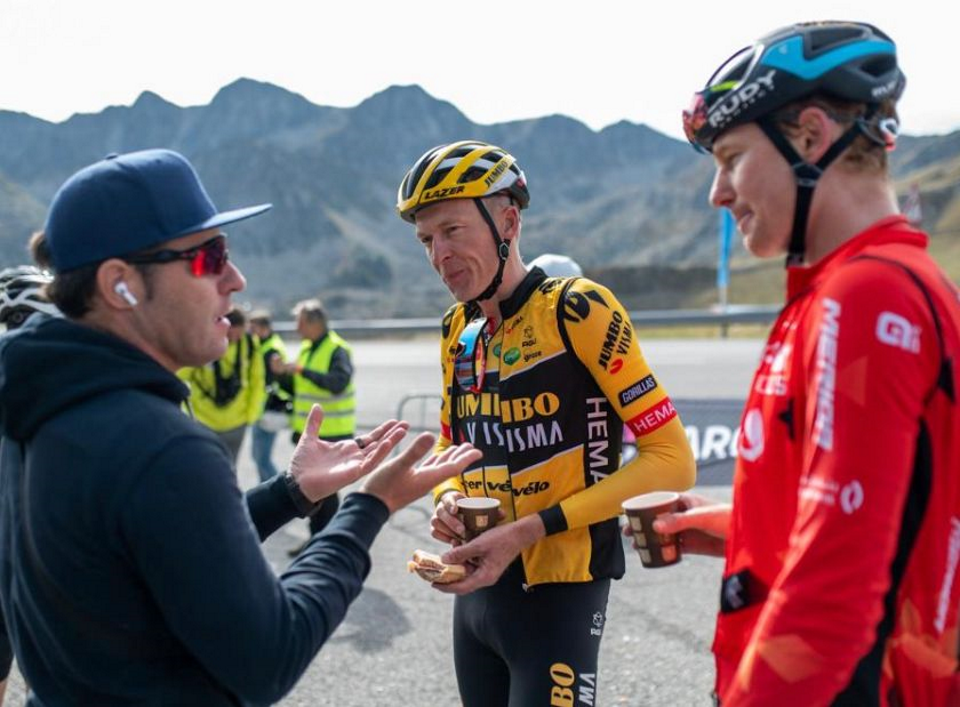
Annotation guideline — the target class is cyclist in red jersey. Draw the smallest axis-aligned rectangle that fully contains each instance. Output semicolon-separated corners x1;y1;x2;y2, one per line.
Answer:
631;21;960;706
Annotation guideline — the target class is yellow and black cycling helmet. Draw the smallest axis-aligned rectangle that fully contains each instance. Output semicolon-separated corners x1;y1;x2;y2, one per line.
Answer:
396;140;530;224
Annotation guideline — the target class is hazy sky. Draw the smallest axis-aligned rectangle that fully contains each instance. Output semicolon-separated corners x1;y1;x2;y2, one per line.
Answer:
3;0;958;140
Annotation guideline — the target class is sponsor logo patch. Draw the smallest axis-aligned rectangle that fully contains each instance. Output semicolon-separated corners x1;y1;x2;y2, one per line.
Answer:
483;160;508;187
738;408;764;462
813;298;840;452
456;391;560;423
839;481;864;515
585;397;612;484
626;398;677;437
618;375;657;407
876;311;921;353
521;325;538;349
597;310;632;370
707;69;776;130
755;341;792;396
591;611;604;636
799;476;864;515
562;289;609;323
422;185;465;202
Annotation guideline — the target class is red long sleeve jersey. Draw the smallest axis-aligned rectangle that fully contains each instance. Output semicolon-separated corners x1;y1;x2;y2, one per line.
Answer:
717;217;960;707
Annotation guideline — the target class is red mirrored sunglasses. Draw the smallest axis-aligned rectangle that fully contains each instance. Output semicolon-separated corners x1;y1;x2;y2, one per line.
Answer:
682;92;709;147
125;235;229;277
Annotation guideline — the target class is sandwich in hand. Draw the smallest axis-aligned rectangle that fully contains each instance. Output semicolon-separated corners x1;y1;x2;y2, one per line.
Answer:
407;549;467;584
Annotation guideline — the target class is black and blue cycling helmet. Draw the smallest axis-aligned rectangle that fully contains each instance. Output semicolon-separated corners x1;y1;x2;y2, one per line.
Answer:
683;21;906;266
683;21;905;152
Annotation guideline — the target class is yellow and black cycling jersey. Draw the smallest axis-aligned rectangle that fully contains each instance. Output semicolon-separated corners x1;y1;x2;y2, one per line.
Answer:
435;267;695;587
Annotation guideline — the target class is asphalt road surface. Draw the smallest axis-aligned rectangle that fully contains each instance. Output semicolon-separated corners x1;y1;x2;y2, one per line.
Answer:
5;337;762;706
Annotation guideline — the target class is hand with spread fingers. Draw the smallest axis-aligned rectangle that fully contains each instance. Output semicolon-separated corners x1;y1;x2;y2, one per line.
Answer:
621;492;731;557
359;435;482;514
289;405;409;502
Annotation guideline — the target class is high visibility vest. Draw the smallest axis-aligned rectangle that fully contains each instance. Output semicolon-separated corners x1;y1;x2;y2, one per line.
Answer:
291;331;355;438
259;332;287;370
179;333;265;431
258;332;291;414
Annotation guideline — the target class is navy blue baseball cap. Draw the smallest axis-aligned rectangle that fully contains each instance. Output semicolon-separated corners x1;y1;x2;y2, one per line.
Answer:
45;149;272;272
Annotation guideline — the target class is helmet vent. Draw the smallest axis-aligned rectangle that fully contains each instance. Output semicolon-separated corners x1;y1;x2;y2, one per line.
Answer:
861;56;897;77
808;26;860;54
459;166;488;184
424;169;447;190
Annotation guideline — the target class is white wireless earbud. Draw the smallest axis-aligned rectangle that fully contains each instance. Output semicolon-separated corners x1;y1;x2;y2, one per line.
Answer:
114;281;139;306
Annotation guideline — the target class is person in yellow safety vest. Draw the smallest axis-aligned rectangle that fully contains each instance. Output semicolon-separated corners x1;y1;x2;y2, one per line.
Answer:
272;298;355;556
179;306;265;467
248;310;291;482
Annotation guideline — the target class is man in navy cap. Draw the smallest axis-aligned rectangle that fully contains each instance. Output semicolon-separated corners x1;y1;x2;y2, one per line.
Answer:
0;149;480;705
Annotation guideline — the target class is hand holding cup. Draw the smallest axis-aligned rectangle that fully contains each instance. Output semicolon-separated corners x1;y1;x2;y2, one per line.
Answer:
456;497;501;541
622;491;683;568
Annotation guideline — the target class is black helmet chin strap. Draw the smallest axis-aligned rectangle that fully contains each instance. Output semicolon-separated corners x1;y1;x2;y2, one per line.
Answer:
757;110;872;268
470;198;511;304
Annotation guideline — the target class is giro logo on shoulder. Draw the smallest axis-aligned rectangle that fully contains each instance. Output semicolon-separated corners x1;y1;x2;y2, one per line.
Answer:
422;185;465;202
708;69;776;129
876;311;921;354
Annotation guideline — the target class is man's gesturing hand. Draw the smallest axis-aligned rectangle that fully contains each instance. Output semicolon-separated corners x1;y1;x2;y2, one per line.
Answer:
360;435;481;514
289;405;409;502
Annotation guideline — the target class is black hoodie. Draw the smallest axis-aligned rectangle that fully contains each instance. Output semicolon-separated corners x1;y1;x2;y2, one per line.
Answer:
0;317;388;706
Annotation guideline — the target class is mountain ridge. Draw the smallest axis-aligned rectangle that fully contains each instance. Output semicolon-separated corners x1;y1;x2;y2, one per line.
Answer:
0;80;957;316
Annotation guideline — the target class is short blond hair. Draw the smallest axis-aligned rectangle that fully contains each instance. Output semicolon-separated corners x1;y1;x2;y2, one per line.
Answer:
773;95;898;174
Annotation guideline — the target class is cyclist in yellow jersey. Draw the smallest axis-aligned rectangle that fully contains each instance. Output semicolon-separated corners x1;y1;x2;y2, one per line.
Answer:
396;140;696;706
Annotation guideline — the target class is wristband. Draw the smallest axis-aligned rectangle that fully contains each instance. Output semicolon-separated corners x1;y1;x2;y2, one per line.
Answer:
282;472;322;517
